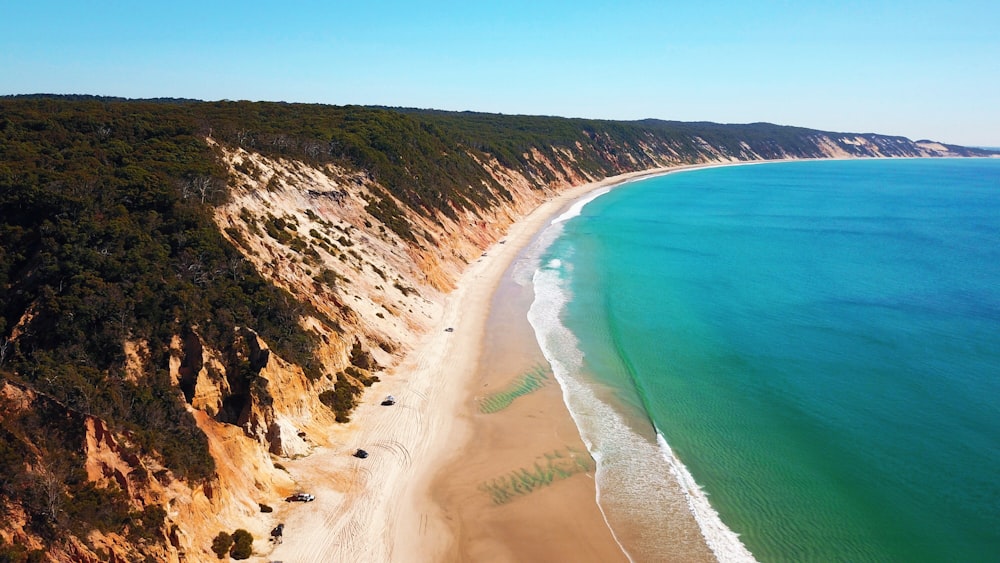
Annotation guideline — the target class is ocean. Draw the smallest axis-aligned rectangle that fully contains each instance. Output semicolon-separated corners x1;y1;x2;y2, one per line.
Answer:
522;159;1000;562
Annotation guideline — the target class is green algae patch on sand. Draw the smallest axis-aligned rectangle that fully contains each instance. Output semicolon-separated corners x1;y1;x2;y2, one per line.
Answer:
478;447;593;505
478;365;551;414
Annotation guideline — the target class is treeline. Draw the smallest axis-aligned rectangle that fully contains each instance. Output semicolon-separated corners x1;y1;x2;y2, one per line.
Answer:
6;96;991;244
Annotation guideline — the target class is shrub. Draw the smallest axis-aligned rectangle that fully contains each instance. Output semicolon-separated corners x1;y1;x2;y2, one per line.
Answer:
318;375;362;423
211;531;233;559
349;340;376;370
230;529;253;560
313;268;339;288
264;216;293;243
0;536;45;563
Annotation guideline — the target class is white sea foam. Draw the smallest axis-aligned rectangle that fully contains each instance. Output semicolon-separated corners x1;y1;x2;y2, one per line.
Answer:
654;433;758;562
511;181;610;284
526;221;757;563
550;164;746;226
528;261;636;561
508;220;566;286
551;186;613;224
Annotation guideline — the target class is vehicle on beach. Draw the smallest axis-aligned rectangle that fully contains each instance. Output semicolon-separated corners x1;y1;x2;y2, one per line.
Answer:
285;493;314;502
354;448;369;459
270;523;284;544
444;327;454;332
381;395;396;406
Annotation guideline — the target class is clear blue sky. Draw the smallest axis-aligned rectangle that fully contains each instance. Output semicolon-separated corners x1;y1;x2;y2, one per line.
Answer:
4;1;998;146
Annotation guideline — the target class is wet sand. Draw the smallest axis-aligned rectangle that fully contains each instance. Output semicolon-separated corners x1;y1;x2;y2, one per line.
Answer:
426;258;629;562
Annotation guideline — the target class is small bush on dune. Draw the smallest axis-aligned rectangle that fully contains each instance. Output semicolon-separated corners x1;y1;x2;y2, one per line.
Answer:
230;529;253;560
211;531;232;559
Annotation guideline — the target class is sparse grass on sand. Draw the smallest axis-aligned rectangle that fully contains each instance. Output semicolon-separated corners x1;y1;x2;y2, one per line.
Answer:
478;447;593;505
478;365;551;414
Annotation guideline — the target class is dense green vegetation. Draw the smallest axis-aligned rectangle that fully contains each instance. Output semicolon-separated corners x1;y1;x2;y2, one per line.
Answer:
0;98;324;472
0;384;166;551
6;95;991;242
0;537;44;563
210;531;232;559
229;529;253;560
0;98;328;552
0;94;991;557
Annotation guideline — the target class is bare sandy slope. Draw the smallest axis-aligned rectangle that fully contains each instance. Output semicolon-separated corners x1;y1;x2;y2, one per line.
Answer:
265;166;707;562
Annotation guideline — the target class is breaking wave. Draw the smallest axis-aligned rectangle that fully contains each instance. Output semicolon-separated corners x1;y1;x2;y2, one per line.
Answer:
525;201;756;563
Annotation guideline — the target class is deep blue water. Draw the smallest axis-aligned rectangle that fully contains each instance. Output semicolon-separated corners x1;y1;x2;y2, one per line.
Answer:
530;159;1000;561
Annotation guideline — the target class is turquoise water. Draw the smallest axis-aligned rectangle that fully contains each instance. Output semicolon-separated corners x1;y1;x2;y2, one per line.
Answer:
528;159;1000;562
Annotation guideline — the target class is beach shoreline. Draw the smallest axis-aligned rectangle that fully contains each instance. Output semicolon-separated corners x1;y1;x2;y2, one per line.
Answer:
266;162;746;562
393;165;693;562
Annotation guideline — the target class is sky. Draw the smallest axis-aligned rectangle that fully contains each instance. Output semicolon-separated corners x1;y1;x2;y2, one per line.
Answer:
3;0;999;146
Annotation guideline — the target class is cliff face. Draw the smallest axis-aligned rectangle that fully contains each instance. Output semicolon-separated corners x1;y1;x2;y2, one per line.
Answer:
0;97;993;561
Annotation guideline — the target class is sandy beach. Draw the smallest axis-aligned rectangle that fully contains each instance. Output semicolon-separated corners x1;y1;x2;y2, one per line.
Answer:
266;165;718;562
